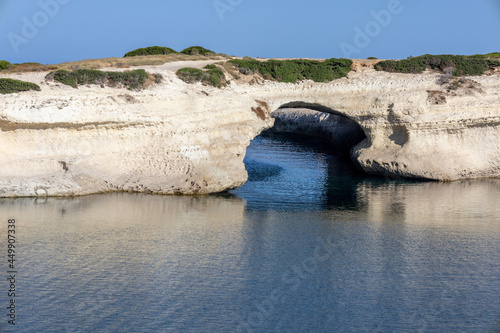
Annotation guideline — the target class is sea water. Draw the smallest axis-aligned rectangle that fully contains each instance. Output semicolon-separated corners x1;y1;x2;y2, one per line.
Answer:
0;133;499;332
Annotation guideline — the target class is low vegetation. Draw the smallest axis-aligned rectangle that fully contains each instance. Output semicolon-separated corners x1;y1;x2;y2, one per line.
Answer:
124;46;178;57
124;46;217;57
54;53;228;71
45;69;161;89
0;78;41;94
180;46;216;56
0;61;58;72
374;54;500;76
228;58;352;83
428;76;484;105
470;52;500;59
1;52;229;74
176;67;227;87
2;59;58;72
0;60;11;71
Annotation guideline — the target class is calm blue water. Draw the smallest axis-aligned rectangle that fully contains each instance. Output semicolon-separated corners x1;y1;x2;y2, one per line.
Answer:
0;133;499;332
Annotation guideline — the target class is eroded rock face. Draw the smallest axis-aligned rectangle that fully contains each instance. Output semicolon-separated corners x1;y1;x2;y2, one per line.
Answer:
240;69;500;181
0;62;499;197
0;69;272;197
352;115;500;180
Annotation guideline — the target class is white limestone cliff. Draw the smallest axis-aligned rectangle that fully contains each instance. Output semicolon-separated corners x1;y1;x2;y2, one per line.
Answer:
0;60;499;197
0;66;272;197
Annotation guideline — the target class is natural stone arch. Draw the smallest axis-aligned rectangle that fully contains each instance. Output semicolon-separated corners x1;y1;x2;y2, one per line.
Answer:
267;101;367;155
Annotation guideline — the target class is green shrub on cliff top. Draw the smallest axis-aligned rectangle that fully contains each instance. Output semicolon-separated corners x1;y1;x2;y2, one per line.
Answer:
374;54;500;76
205;68;226;87
46;69;150;89
485;52;500;58
229;58;352;83
176;67;227;87
0;60;11;71
124;46;178;57
0;78;41;94
180;46;216;56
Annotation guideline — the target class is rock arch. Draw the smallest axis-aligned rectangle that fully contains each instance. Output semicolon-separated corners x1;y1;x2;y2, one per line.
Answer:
267;101;367;155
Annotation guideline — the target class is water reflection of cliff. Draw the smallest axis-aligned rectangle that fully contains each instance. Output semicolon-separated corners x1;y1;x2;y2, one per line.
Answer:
0;194;250;331
0;193;245;225
0;185;497;331
352;178;500;228
324;155;500;225
234;132;500;226
0;193;248;261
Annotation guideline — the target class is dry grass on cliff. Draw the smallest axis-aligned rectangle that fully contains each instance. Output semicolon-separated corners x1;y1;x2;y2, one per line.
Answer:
4;62;59;73
3;54;232;73
58;54;231;70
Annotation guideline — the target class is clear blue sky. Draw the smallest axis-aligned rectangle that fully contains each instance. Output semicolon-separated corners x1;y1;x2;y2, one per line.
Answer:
1;0;499;64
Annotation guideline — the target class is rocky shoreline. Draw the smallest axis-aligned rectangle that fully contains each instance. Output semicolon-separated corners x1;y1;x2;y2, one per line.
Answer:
0;59;499;196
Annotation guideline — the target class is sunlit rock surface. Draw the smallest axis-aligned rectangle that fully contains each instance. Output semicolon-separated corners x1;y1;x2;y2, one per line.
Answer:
0;60;499;196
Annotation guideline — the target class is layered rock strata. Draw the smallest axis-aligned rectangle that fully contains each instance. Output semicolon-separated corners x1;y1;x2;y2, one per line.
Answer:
0;69;272;196
0;61;499;197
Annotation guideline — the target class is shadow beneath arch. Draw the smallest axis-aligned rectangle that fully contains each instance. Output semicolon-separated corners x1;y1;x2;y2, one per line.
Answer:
232;131;374;211
241;101;371;210
322;153;370;210
271;103;367;155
